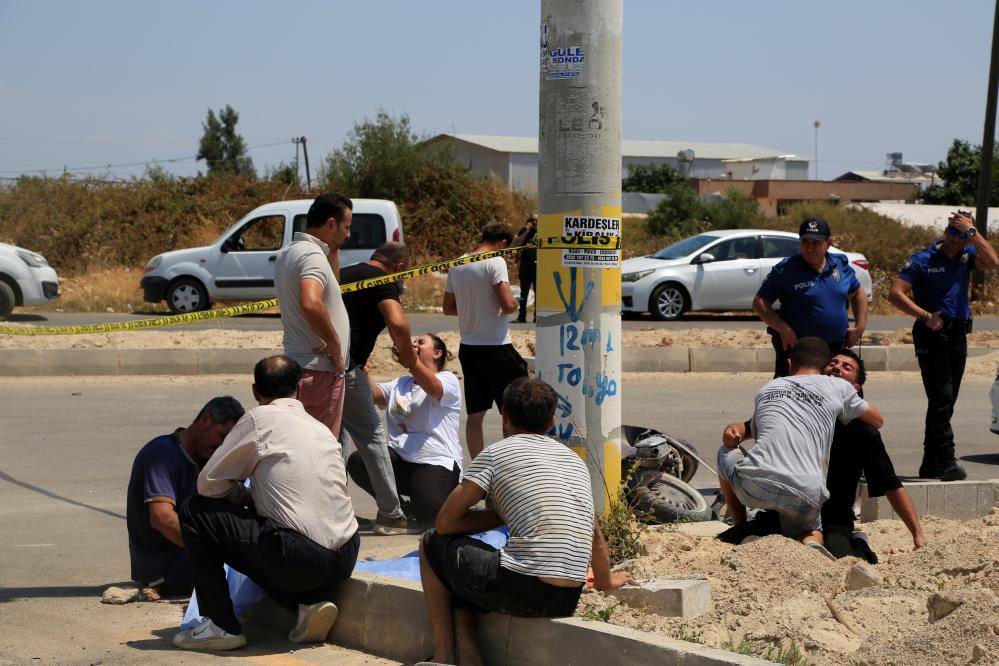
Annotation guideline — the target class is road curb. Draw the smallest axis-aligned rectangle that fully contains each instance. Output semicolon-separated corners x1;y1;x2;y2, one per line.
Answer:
1;346;994;376
248;570;768;665
860;479;999;522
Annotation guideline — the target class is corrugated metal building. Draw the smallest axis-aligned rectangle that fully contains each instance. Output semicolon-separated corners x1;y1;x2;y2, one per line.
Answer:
425;133;810;195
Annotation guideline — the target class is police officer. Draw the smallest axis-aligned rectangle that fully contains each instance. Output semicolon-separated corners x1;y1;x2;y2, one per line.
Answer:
753;218;868;377
888;211;998;481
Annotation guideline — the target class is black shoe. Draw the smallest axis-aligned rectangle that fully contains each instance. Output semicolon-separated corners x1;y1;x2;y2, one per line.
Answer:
513;317;527;324
918;462;942;479
939;462;968;482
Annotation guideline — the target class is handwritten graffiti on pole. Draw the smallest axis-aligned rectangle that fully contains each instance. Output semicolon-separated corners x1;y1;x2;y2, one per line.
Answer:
552;268;594;323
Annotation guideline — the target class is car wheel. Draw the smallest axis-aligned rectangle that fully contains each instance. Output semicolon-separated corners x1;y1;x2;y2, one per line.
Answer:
649;282;688;321
167;278;210;314
0;280;15;320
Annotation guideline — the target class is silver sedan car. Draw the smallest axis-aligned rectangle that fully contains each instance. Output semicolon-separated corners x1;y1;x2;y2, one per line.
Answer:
621;229;872;320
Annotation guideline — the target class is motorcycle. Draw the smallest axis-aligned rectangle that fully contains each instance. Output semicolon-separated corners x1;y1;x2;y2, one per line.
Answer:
621;425;713;523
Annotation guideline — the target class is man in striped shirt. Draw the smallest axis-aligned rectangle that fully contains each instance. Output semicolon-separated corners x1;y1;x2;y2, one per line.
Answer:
418;377;635;666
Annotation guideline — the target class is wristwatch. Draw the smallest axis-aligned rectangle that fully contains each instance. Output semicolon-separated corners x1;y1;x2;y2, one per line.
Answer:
967;226;978;237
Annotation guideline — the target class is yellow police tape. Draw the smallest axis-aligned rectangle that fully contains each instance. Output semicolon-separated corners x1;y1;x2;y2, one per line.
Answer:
0;236;620;336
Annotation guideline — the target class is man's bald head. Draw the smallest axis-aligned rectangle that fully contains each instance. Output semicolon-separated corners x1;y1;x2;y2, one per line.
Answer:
253;355;302;400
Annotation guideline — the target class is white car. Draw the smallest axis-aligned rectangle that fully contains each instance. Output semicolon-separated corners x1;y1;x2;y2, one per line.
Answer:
621;229;873;320
141;199;404;313
0;242;59;319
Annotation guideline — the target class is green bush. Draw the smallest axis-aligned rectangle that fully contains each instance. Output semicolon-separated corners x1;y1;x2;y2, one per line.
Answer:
646;186;759;237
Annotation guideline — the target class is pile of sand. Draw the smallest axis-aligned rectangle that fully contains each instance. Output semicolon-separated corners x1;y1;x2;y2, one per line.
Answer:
578;511;999;665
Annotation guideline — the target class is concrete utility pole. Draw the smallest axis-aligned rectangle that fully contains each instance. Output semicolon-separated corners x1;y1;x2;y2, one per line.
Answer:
537;0;623;513
976;0;999;238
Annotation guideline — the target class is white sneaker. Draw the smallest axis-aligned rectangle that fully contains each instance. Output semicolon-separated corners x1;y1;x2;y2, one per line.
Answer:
172;618;247;651
289;601;339;644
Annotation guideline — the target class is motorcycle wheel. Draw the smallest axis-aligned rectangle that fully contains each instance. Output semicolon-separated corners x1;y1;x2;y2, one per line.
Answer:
630;475;712;524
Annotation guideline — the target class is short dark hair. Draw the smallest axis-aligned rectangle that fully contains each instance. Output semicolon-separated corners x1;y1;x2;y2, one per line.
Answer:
481;221;513;244
198;396;245;425
790;337;831;371
306;193;353;229
502;377;557;434
254;355;302;399
371;241;410;265
834;348;867;387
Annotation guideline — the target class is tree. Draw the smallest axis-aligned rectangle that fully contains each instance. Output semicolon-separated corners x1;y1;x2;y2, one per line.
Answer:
705;188;759;229
922;138;999;206
197;105;255;177
645;182;706;236
265;162;299;186
319;110;451;199
622;163;687;193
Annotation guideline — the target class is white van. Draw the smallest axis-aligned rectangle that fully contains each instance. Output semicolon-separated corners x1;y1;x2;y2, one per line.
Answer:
140;199;404;313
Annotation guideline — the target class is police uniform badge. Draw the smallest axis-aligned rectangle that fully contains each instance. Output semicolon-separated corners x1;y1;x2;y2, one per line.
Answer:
961;253;970;265
902;259;912;270
832;269;841;282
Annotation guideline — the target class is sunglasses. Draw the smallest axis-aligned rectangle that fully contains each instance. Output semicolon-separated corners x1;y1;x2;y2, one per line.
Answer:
946;226;971;240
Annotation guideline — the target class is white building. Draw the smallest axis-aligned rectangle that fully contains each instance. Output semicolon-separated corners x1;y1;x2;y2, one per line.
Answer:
425;133;810;196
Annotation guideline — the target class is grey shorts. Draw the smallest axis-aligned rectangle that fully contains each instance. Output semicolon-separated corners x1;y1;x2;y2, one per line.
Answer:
717;445;822;536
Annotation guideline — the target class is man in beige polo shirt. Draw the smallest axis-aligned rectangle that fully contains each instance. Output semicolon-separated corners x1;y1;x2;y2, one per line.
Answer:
173;355;359;651
274;193;352;435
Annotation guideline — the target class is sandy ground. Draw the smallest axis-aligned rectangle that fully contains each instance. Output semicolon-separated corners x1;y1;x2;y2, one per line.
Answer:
577;511;999;665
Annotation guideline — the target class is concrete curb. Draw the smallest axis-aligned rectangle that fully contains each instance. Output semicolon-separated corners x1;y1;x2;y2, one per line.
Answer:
860;479;999;522
250;571;768;665
1;346;995;376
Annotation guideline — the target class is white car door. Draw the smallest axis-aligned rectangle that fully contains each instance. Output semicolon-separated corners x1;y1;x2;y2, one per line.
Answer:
691;236;763;310
290;211;388;270
211;213;287;299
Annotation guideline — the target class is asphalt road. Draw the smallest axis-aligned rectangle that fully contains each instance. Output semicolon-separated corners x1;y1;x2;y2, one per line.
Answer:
2;373;998;661
11;310;999;333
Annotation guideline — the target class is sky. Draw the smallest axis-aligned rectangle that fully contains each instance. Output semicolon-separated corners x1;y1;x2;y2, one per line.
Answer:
0;0;994;181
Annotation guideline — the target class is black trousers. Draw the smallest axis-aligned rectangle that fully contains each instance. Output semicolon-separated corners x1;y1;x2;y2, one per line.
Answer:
913;321;968;471
347;448;459;524
770;330;842;378
178;494;359;635
517;263;536;322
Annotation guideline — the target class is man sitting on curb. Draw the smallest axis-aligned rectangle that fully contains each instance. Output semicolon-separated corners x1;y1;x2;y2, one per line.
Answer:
721;349;926;559
126;396;244;597
173;355;359;651
717;337;884;551
418;377;635;666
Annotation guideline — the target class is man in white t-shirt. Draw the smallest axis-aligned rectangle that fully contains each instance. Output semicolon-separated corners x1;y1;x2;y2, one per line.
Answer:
443;222;528;458
274;193;352;436
717;337;884;548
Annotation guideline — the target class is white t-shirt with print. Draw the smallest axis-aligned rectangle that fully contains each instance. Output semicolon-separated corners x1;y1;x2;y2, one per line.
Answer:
376;371;462;472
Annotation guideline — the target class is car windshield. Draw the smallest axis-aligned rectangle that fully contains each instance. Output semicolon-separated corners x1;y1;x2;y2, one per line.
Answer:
652;234;720;260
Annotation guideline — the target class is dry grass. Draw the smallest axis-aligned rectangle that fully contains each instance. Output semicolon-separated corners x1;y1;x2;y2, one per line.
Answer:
22;266;159;314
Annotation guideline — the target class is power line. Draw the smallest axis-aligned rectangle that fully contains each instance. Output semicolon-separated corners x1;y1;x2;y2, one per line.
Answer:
0;140;293;176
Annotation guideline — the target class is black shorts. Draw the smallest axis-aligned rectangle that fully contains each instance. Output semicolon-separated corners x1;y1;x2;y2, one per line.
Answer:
457;344;529;414
421;530;582;618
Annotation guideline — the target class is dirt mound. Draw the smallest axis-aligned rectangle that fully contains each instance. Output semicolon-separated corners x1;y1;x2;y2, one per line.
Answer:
577;516;999;664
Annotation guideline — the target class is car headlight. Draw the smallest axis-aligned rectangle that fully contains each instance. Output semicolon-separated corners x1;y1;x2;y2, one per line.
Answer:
16;250;48;268
622;269;654;283
145;256;163;273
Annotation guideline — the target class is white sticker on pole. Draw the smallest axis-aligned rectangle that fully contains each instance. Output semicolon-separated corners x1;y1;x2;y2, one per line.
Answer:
561;215;620;267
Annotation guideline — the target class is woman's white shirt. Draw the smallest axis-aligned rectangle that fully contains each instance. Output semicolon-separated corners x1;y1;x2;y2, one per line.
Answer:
376;371;463;472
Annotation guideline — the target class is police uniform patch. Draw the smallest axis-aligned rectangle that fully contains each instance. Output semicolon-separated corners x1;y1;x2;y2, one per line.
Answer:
902;259;912;270
832;269;841;282
961;253;970;264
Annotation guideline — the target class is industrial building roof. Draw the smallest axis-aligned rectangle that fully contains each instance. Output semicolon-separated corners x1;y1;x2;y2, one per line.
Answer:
435;133;807;162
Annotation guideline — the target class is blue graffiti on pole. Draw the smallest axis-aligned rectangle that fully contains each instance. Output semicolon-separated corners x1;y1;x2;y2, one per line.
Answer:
593;372;618;406
552;268;594;323
545;389;574;440
580;327;600;350
557;362;582;387
605;330;614;353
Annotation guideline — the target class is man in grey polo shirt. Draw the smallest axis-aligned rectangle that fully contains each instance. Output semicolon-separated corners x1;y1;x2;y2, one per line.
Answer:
274;193;352;436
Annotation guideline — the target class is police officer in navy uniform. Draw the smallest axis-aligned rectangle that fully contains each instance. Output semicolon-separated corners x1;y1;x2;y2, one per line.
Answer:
889;211;999;481
753;218;868;377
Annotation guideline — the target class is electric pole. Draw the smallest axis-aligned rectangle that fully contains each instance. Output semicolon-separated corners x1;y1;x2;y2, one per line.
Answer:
537;0;623;513
294;136;312;190
974;1;999;298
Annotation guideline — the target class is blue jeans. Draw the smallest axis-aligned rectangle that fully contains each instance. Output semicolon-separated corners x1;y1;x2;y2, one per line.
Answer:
717;445;822;536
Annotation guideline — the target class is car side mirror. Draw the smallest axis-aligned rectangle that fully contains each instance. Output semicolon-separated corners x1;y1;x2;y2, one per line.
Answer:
693;253;715;265
220;238;233;253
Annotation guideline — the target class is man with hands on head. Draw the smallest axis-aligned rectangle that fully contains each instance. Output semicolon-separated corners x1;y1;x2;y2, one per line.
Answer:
753;218;868;378
889;210;999;481
418;377;634;666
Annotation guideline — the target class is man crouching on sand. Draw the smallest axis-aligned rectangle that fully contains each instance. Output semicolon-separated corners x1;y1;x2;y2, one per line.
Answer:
717;337;884;550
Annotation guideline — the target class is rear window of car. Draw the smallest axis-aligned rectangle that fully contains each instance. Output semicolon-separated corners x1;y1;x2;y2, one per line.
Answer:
292;213;387;250
761;236;800;259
